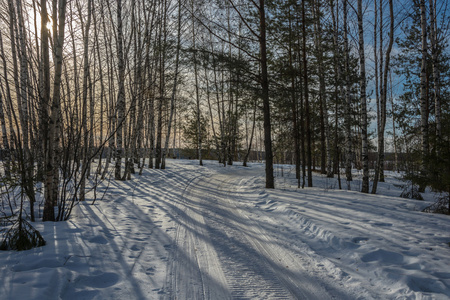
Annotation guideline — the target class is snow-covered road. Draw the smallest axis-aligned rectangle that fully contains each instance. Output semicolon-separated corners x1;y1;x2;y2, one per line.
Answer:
1;159;449;299
164;168;351;299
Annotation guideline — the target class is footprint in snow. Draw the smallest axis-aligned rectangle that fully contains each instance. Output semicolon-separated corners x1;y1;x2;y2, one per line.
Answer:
360;249;404;265
88;236;109;245
146;267;156;275
130;245;140;251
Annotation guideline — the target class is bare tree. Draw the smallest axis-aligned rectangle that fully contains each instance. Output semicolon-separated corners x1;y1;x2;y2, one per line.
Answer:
343;0;352;184
0;32;11;178
192;0;203;166
43;0;68;221
302;0;312;187
114;0;126;180
162;0;182;169
372;0;394;194
80;0;92;201
313;0;331;178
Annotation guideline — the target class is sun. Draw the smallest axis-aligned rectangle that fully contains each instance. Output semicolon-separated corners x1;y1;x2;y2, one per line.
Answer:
30;9;52;35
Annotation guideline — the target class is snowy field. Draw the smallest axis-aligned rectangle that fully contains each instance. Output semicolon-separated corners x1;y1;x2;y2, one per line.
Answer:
1;159;449;299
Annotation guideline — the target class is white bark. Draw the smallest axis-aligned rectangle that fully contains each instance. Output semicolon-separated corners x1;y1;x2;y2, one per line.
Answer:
162;0;182;169
115;0;126;180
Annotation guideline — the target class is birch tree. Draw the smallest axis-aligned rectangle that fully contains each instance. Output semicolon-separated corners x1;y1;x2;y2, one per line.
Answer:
114;0;126;180
43;0;68;221
313;0;331;177
162;0;182;169
79;0;92;201
372;0;394;194
192;0;203;166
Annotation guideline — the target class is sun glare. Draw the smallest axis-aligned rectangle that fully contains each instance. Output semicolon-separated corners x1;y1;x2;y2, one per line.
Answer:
46;18;52;30
32;11;52;35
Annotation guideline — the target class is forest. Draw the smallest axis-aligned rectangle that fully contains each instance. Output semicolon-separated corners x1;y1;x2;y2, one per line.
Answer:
0;0;449;251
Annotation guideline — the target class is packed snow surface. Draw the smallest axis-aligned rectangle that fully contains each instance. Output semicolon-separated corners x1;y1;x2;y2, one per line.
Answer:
1;159;449;299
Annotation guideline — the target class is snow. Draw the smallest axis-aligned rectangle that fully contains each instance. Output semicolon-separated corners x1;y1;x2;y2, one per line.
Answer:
1;159;449;299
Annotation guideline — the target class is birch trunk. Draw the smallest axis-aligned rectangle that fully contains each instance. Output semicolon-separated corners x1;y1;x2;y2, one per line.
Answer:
114;0;126;180
155;0;166;169
0;34;10;177
162;0;182;169
80;0;92;201
15;0;29;155
43;0;67;221
38;0;51;180
314;0;331;177
372;0;394;194
192;0;202;166
0;30;15;178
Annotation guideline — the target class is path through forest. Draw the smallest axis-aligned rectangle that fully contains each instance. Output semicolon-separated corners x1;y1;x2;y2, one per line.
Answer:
162;167;355;299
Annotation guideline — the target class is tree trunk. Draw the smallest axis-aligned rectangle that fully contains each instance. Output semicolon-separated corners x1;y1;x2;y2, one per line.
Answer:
419;0;429;170
0;32;14;179
0;32;10;177
114;0;126;180
390;73;398;172
372;0;394;194
343;0;352;185
162;0;182;169
243;98;257;167
302;0;312;187
358;0;370;193
313;0;328;176
80;0;92;201
330;0;340;179
259;0;274;188
428;0;441;142
43;0;68;221
288;8;300;184
192;0;203;166
155;0;166;169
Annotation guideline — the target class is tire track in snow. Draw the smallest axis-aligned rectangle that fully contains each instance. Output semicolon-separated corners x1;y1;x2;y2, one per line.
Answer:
198;172;335;299
163;174;230;300
162;166;354;299
205;218;292;299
